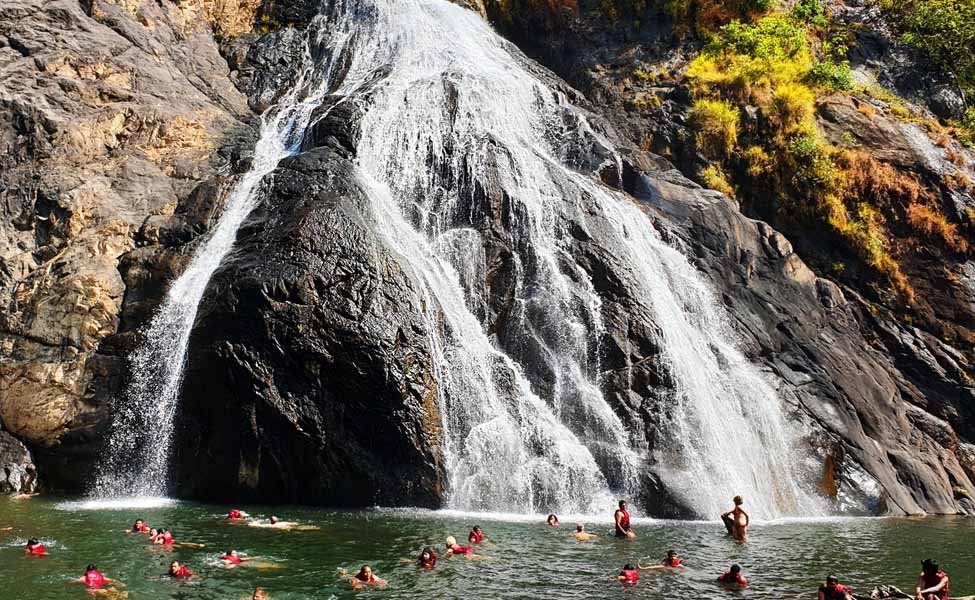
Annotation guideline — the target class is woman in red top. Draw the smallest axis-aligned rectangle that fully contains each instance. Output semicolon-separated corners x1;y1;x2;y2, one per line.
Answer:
617;564;639;584
131;519;149;534
717;564;748;586
25;538;48;556
221;549;255;565
417;547;437;569
916;559;950;600
444;536;474;556
468;525;485;544
349;565;387;589
819;575;854;600
74;565;117;589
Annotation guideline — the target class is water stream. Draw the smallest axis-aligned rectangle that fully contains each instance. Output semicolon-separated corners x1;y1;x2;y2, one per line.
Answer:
97;0;823;518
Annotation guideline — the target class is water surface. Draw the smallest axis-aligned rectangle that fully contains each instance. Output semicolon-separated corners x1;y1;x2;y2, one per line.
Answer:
1;499;972;599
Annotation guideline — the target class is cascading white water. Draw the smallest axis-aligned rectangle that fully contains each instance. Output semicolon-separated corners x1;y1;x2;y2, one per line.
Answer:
96;0;823;517
323;0;823;517
93;9;358;497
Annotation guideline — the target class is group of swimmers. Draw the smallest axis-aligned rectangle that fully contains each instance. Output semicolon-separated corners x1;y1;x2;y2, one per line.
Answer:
20;496;956;599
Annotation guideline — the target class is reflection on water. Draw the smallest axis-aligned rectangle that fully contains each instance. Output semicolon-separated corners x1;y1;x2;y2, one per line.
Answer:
0;499;972;599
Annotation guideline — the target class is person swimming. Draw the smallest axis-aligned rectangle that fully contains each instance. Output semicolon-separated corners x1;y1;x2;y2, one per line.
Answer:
252;588;268;600
614;500;635;539
574;523;597;542
660;550;683;568
167;561;193;579
130;519;149;534
445;535;474;556
76;564;115;588
227;509;248;520
721;496;750;541
25;538;48;556
417;547;437;569
154;528;174;545
717;564;748;586
148;528;160;542
468;525;485;544
222;550;250;565
617;564;639;584
248;516;319;531
349;565;387;589
819;575;854;600
916;558;950;600
546;514;559;527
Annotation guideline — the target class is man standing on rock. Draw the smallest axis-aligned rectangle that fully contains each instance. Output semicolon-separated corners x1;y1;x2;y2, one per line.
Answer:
614;500;635;539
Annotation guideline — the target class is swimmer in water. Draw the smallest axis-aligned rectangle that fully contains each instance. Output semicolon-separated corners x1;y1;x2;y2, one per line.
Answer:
417;547;437;569
221;550;252;565
819;575;854;600
25;537;48;556
344;565;387;590
546;513;559;527
444;536;492;560
166;561;195;579
614;500;636;539
130;519;149;534
74;564;119;588
574;523;597;542
248;516;319;531
717;564;748;586
637;550;684;570
617;563;640;584
468;525;485;544
251;588;268;600
150;528;205;549
721;496;749;541
227;509;249;520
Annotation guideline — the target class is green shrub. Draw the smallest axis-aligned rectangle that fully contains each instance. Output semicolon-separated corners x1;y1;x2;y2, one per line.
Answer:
808;59;854;90
792;0;829;26
879;0;975;96
689;99;741;159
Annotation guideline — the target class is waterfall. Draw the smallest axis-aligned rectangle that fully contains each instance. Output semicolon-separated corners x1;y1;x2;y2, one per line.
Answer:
92;8;357;497
96;0;823;518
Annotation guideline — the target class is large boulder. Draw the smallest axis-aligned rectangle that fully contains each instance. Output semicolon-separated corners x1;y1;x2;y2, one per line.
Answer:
172;145;443;506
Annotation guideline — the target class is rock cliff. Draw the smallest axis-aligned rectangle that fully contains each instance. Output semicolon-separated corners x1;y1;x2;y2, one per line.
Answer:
2;0;974;516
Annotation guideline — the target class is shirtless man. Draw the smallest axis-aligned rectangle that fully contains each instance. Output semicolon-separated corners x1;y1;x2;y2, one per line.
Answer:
574;523;597;541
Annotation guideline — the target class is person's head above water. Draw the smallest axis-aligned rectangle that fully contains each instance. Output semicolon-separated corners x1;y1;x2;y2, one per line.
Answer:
226;550;238;557
169;561;182;574
270;516;279;524
252;588;268;600
622;563;635;571
445;535;457;547
921;558;939;574
27;538;39;546
546;514;558;525
356;565;374;581
472;525;482;534
825;575;839;586
667;550;677;558
576;523;584;532
733;495;743;506
729;564;741;574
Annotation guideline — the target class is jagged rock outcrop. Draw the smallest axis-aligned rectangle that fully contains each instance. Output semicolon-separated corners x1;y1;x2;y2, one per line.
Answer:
0;0;254;490
172;139;443;506
0;427;37;494
2;0;974;516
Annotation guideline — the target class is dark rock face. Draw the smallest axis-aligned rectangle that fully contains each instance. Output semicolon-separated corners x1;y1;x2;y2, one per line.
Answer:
172;146;443;506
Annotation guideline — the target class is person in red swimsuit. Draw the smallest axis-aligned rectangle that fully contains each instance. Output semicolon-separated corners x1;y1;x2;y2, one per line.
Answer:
717;564;748;586
167;561;194;579
614;500;635;539
819;575;854;600
227;509;249;520
444;536;474;556
468;525;485;544
637;550;684;572
74;565;118;589
25;538;48;556
349;565;386;589
916;559;950;600
617;564;639;584
417;547;437;569
221;549;256;566
131;519;149;534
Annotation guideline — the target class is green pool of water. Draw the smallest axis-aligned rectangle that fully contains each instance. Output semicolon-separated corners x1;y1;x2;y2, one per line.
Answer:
1;497;973;599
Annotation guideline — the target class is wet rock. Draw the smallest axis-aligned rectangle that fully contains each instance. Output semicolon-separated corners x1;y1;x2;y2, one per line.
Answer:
173;147;443;506
0;428;37;494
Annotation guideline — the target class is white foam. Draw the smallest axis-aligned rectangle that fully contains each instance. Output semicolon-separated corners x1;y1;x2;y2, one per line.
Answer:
55;497;178;511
